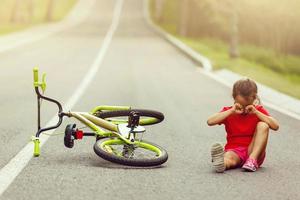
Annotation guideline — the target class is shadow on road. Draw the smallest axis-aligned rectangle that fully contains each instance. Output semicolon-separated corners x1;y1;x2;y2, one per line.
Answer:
47;152;167;170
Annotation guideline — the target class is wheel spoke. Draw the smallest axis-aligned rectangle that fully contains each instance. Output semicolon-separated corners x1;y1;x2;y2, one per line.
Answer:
102;141;159;159
94;138;168;166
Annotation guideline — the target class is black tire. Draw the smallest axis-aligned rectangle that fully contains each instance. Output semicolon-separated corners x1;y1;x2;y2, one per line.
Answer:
64;124;75;148
95;109;164;125
93;138;168;167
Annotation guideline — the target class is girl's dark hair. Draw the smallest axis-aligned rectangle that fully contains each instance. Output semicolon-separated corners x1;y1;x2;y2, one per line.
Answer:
232;78;260;104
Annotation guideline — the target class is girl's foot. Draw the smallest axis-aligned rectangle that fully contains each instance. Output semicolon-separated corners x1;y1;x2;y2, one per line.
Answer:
211;143;226;173
242;158;258;172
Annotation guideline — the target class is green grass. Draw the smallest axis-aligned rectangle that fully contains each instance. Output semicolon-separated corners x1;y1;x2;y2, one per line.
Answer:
0;0;78;35
0;24;29;35
180;36;300;99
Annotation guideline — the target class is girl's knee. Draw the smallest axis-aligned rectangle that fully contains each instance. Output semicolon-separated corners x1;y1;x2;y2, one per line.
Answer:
224;155;240;168
257;122;269;132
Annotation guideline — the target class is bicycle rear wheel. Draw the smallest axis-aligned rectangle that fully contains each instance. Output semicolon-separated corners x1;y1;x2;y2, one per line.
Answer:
93;138;168;166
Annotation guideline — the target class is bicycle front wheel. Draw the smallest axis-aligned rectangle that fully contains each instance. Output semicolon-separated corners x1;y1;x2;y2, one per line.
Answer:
93;138;168;166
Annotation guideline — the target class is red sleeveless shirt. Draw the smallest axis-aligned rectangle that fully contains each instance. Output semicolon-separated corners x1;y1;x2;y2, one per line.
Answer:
219;105;270;150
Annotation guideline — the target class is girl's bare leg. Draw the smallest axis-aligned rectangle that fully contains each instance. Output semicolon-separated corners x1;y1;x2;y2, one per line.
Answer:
224;151;241;169
248;121;269;160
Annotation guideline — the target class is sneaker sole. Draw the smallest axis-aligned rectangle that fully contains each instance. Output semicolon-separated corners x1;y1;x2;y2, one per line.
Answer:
211;143;225;173
242;165;256;172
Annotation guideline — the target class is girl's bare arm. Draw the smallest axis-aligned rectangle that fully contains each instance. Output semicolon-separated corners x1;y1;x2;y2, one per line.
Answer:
245;105;279;131
255;110;279;131
207;108;234;126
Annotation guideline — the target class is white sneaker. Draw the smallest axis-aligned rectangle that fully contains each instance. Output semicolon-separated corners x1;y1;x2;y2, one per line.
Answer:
211;143;226;173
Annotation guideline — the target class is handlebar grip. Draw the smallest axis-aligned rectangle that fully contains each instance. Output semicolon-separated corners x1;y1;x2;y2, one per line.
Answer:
33;67;39;83
33;139;40;157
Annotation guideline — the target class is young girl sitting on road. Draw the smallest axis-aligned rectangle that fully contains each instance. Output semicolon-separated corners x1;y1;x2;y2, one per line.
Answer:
207;78;279;172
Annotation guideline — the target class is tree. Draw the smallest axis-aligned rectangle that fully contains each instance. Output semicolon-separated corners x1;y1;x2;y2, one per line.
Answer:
46;0;55;21
229;5;239;58
11;0;21;23
177;0;190;36
27;0;34;23
154;0;165;22
208;0;240;58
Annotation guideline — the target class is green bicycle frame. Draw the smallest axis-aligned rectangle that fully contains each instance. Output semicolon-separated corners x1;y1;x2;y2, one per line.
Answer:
32;68;137;156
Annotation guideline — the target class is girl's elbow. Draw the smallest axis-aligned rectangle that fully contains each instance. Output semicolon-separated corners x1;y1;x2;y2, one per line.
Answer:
207;120;214;126
207;120;212;126
271;124;279;131
269;117;279;131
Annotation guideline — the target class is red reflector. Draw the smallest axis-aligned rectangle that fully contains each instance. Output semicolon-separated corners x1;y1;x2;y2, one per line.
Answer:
75;130;84;139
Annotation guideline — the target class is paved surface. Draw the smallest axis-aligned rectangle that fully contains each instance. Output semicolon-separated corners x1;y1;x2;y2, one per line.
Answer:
0;0;300;199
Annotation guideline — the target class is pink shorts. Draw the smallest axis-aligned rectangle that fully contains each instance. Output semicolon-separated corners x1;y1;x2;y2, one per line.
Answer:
225;146;266;167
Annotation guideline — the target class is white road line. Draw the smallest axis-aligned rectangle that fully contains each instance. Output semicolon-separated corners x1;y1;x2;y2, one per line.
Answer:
0;0;123;196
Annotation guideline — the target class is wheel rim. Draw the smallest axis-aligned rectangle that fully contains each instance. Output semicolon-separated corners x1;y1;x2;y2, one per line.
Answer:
98;139;162;159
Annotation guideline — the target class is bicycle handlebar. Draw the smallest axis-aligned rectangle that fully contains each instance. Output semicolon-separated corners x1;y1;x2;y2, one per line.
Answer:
33;67;39;84
33;66;63;123
32;67;65;157
33;67;46;92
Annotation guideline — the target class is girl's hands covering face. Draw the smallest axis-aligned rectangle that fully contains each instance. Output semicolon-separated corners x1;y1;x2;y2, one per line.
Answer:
232;103;244;114
232;103;257;115
244;104;257;114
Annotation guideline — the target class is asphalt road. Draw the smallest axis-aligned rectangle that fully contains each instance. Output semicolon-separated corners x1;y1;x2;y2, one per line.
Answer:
1;0;300;199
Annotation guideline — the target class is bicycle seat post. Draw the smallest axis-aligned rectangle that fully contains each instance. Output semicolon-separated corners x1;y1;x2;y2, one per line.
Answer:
127;111;140;129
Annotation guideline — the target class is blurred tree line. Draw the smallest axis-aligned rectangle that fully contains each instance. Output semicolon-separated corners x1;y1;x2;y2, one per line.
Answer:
0;0;76;27
152;0;300;56
10;0;55;23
